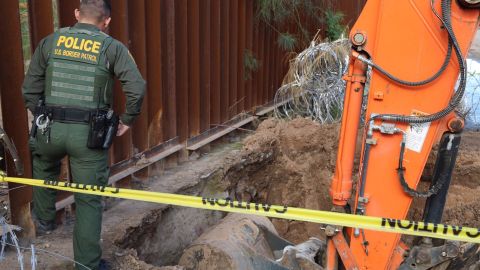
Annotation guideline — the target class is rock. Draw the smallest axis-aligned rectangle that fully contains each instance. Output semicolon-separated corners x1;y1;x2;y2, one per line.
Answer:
179;214;293;270
276;238;325;270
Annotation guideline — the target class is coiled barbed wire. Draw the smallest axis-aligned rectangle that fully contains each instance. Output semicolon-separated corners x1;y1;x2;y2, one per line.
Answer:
462;59;480;129
274;38;350;123
0;216;25;269
0;216;92;270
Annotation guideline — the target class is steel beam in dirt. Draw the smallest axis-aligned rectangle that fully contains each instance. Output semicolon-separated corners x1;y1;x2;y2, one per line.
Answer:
275;37;283;102
200;0;212;133
108;0;133;187
219;0;230;123
109;0;133;168
262;26;270;104
256;24;264;107
251;20;258;108
0;0;34;239
269;29;276;103
187;0;201;137
210;0;221;127
146;0;164;148
175;0;189;147
245;0;254;110
228;0;239;118
128;0;149;178
161;0;177;142
237;0;246;113
28;0;54;49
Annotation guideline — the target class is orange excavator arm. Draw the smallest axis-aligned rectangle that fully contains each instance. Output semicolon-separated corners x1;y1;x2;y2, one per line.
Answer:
329;0;479;269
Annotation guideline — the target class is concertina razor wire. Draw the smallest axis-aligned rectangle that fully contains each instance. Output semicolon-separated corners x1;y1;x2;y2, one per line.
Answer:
274;38;351;124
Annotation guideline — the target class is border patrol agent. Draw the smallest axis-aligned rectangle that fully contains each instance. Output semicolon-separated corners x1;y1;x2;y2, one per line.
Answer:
22;1;145;269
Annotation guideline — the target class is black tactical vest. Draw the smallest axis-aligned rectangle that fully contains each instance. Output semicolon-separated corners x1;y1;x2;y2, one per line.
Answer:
45;27;113;109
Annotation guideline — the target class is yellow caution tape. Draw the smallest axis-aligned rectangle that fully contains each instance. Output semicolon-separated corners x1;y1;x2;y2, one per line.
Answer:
3;176;480;243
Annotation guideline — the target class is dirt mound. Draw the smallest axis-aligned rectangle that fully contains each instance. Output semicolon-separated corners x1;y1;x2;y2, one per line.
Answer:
440;132;480;227
423;131;480;227
115;249;185;270
451;132;480;189
226;118;480;243
224;118;339;243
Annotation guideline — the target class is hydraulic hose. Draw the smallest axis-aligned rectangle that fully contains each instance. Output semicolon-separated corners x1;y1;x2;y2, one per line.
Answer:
368;0;453;87
362;0;467;125
358;0;467;197
392;0;466;197
396;134;450;198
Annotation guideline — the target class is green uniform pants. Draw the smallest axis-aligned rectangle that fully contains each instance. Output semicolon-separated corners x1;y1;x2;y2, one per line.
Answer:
30;121;108;270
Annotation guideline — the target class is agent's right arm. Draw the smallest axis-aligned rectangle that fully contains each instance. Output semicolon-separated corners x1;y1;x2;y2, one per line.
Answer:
22;35;53;113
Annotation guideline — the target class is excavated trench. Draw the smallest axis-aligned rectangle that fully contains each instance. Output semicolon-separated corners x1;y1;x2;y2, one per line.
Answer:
116;167;229;267
118;206;226;266
115;118;480;269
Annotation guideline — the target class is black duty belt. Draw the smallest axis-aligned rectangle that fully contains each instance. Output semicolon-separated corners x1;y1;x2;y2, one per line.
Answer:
45;106;106;124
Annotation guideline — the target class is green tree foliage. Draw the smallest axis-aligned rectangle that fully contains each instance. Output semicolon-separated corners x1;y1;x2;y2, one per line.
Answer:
244;49;260;81
19;0;31;61
325;9;346;41
277;32;297;52
256;0;347;50
18;0;59;66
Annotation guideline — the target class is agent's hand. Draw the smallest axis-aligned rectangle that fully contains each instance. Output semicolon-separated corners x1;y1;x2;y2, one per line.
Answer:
116;121;130;136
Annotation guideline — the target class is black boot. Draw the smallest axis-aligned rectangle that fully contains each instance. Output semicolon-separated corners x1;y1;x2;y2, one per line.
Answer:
32;212;56;236
99;259;111;270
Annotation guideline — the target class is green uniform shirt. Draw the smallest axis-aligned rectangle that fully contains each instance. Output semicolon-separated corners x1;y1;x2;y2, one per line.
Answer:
22;23;146;126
